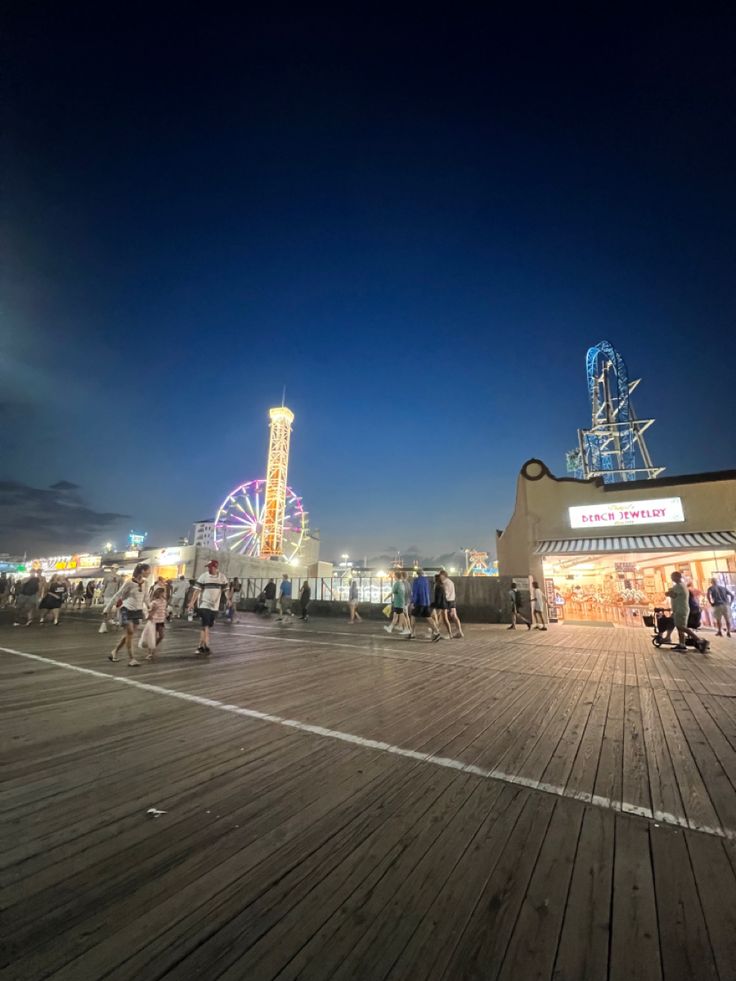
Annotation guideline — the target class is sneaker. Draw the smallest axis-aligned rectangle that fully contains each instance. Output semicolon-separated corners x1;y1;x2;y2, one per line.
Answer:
144;653;155;662
716;631;723;637
541;627;548;631
527;622;532;630
432;633;442;642
13;622;20;627
400;629;412;636
383;625;393;634
507;625;515;630
128;658;141;667
672;645;688;652
108;651;120;662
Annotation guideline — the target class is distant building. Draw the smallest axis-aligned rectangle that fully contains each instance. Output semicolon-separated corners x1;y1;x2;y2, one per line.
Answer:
193;520;215;548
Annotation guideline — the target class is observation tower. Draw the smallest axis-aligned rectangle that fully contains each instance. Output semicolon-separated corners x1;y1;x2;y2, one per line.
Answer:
213;404;307;561
261;405;295;557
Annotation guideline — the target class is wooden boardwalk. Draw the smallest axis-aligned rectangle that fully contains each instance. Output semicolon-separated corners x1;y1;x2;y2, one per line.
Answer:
2;611;736;979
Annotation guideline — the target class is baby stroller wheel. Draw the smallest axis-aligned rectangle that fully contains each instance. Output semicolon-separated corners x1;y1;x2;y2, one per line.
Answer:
652;636;663;648
697;638;710;654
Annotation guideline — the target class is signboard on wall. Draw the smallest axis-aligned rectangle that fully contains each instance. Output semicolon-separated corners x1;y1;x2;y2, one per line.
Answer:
569;497;684;529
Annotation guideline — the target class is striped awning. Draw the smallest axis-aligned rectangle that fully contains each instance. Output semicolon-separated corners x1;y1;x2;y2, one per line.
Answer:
534;531;736;555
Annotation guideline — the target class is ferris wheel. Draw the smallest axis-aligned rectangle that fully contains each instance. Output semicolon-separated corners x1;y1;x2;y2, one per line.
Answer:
213;479;307;561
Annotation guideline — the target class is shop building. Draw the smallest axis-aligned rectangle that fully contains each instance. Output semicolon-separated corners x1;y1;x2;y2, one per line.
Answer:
497;459;736;625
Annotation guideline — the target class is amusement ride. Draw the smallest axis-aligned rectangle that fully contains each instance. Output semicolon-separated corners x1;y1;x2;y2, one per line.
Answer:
213;405;308;561
566;340;663;483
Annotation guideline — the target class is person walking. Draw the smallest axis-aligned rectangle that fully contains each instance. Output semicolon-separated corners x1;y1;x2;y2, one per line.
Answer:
14;570;44;627
707;577;733;637
508;582;531;630
106;563;151;666
666;571;707;653
0;572;8;609
347;579;362;622
409;569;441;641
384;571;411;635
84;580;96;610
263;578;277;615
230;577;242;623
299;580;311;621
144;586;168;660
189;558;229;655
440;570;464;638
432;573;452;639
38;574;67;625
531;580;548;630
70;581;84;610
277;574;293;621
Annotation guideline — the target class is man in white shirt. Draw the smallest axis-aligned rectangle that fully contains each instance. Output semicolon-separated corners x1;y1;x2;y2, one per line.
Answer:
189;558;229;655
439;570;464;638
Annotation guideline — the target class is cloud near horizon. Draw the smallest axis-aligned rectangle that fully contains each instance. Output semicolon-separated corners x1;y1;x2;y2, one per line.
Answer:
0;480;128;556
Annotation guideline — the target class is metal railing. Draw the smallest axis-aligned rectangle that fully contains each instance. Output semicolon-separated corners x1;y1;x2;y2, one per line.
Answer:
242;576;394;605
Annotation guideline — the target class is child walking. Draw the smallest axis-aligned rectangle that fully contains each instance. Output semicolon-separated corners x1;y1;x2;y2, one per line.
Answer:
145;587;168;660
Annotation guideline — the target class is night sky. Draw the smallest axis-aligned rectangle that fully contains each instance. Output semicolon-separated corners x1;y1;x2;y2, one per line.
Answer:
3;9;736;560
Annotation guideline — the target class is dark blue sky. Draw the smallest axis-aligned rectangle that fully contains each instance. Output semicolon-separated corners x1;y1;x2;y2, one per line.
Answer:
3;9;735;558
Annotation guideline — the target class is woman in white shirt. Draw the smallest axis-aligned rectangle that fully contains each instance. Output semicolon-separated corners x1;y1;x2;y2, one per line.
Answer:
532;580;548;631
105;563;151;666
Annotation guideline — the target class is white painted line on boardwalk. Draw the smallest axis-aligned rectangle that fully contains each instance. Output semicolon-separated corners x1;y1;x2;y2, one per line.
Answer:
2;645;732;840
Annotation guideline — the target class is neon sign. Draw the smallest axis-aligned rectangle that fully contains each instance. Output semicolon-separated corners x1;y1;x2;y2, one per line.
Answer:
569;497;684;529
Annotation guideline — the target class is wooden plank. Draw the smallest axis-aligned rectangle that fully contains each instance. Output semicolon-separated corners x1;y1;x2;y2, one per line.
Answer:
552;805;614;981
609;815;662;981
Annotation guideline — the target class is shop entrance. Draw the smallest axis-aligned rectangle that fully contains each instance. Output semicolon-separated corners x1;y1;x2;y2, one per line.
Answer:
542;548;736;626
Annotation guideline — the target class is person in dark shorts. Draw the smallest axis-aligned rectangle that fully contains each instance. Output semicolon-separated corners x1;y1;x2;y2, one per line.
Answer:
432;573;452;639
106;563;151;666
440;569;464;638
263;578;277;614
409;569;441;641
508;582;531;630
189;559;229;655
39;574;67;625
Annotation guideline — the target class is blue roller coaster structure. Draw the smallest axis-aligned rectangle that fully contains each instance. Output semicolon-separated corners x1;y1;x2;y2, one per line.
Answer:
567;341;663;483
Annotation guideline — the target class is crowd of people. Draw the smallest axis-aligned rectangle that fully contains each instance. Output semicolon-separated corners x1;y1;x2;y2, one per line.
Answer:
2;562;731;664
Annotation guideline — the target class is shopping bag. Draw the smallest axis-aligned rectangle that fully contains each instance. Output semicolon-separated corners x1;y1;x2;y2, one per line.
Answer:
98;621;108;634
382;604;392;618
138;620;157;650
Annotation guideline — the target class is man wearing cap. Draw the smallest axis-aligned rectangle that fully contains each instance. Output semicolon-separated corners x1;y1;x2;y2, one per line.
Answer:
189;558;229;655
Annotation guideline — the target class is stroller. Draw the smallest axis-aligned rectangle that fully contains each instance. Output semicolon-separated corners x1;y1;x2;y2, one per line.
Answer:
644;606;709;653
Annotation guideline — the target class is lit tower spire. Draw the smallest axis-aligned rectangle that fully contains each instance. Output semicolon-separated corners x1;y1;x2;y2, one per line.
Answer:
260;405;295;557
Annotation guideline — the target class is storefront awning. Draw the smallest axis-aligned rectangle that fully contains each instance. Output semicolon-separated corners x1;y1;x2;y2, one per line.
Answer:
534;531;736;555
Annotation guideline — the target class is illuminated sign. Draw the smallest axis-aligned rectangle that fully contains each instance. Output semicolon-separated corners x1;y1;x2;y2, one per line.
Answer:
78;554;102;568
124;550;139;559
569;497;684;529
128;530;148;548
156;548;181;563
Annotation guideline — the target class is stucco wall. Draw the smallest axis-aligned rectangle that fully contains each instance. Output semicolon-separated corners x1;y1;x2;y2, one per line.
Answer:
498;458;736;581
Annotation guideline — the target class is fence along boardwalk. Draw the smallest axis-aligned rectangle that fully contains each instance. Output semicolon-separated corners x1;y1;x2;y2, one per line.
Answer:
2;613;736;979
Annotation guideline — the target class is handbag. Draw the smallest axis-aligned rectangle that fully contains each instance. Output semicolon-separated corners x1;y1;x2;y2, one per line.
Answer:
138;620;157;650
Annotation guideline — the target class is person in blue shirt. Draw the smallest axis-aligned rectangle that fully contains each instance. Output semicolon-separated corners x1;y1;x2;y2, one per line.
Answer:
277;574;293;621
409;569;441;642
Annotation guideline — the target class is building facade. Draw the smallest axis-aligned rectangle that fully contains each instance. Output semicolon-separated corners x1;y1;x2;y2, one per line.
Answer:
497;459;736;625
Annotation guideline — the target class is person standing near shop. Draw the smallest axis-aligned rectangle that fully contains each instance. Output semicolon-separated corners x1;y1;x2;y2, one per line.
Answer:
299;580;311;621
508;582;531;630
189;558;229;655
532;580;548;630
666;571;706;653
277;573;293;621
707;577;733;637
440;569;464;638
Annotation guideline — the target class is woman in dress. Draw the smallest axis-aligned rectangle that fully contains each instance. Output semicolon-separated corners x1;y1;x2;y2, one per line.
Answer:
105;563;151;667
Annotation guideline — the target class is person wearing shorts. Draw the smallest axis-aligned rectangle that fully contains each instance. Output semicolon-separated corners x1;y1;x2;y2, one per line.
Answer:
277;574;293;621
708;578;733;637
189;558;229;655
440;570;464;638
666;571;705;652
14;571;44;627
106;563;151;666
409;569;441;641
384;571;410;635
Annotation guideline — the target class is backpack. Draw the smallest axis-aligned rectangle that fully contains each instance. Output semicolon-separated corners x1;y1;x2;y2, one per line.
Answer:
22;578;39;596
